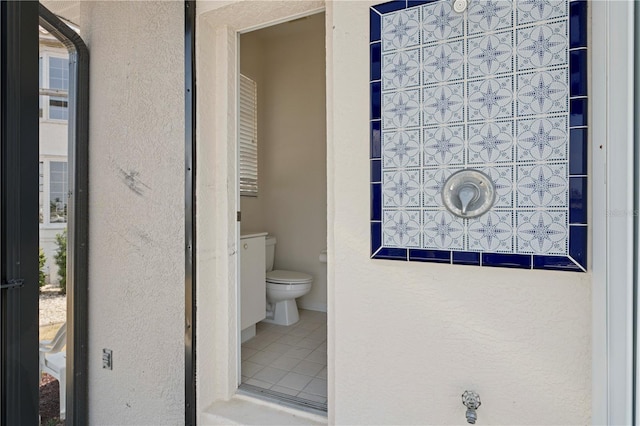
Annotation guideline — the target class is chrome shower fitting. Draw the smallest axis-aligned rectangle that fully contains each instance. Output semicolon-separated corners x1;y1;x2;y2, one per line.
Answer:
461;390;481;424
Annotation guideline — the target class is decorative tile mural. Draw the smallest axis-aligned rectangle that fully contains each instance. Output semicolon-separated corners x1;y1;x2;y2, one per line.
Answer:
370;0;588;271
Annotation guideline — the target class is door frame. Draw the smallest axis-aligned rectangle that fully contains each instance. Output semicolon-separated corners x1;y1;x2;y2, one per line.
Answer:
193;1;325;421
1;2;40;423
591;1;636;424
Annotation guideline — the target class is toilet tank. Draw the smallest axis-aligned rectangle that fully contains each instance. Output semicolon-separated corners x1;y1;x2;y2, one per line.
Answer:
265;236;277;272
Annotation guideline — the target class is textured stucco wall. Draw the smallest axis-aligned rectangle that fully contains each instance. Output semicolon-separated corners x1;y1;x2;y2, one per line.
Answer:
327;1;591;424
80;1;185;423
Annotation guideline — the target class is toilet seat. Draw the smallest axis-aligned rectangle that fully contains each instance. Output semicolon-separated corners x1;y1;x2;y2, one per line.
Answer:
266;270;312;284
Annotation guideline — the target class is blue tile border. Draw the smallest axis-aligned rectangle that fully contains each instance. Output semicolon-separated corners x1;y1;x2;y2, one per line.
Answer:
570;50;588;97
482;253;532;269
370;9;381;43
371;222;382;254
372;1;407;14
375;247;408;260
409;249;450;263
533;255;583;272
570;98;588;127
569;1;587;48
371;183;382;221
371;159;382;183
371;82;381;120
407;0;437;8
569;225;587;269
569;128;587;175
452;251;480;266
370;0;588;272
569;177;587;224
371;43;381;81
371;120;381;159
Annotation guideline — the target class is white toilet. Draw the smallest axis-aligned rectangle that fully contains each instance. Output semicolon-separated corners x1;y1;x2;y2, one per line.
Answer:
263;236;313;326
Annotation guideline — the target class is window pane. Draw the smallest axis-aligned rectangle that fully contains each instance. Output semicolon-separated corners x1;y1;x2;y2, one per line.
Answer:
49;161;68;223
239;74;258;196
48;57;69;120
49;57;69;90
49;97;68;120
39;162;44;224
50;161;66;172
39;57;43;118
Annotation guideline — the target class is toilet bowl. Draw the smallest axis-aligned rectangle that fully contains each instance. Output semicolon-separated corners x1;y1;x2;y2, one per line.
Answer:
263;236;313;326
265;270;313;325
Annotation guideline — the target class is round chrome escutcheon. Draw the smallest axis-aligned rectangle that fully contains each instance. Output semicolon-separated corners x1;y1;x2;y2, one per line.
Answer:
442;169;496;219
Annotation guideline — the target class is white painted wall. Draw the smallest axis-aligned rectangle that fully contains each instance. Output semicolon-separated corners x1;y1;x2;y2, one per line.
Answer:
39;123;67;157
327;1;591;424
196;1;592;424
79;1;185;423
239;34;266;234
240;14;327;311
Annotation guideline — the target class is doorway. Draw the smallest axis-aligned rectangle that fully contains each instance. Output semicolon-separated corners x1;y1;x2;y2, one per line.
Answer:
237;12;328;412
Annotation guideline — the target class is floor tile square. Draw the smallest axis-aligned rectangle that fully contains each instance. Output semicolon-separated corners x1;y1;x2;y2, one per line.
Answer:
241;347;258;360
248;350;281;366
268;324;291;334
253;366;289;384
302;378;327;397
264;342;294;354
242;337;273;350
284;346;313;360
277;334;303;345
244;310;327;401
296;338;323;350
241;361;264;377
258;331;285;344
287;327;313;338
297;321;321;331
315;367;327;379
308;329;327;341
292;360;325;377
276;372;314;391
269;356;302;371
305;348;327;364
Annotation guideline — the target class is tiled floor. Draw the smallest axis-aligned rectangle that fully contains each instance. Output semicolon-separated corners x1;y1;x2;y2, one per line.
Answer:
241;309;327;405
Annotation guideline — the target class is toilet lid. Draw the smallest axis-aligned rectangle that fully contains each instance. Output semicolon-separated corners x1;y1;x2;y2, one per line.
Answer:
266;270;313;284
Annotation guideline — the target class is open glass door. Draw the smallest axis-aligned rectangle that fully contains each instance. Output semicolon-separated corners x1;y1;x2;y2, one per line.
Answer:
0;3;88;423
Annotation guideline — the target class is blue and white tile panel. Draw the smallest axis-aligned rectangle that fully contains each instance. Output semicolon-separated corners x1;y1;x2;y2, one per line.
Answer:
370;0;588;271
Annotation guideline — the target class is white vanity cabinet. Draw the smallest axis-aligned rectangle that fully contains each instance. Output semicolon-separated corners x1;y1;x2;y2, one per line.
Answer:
240;233;266;334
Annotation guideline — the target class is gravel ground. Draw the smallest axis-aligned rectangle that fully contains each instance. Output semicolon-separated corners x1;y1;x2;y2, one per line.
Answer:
39;285;66;327
39;286;66;425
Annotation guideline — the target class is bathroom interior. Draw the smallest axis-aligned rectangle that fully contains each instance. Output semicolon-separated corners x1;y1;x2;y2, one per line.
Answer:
237;12;328;411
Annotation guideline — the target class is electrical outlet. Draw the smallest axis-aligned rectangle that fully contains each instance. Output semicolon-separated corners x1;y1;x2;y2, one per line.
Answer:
103;348;113;370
